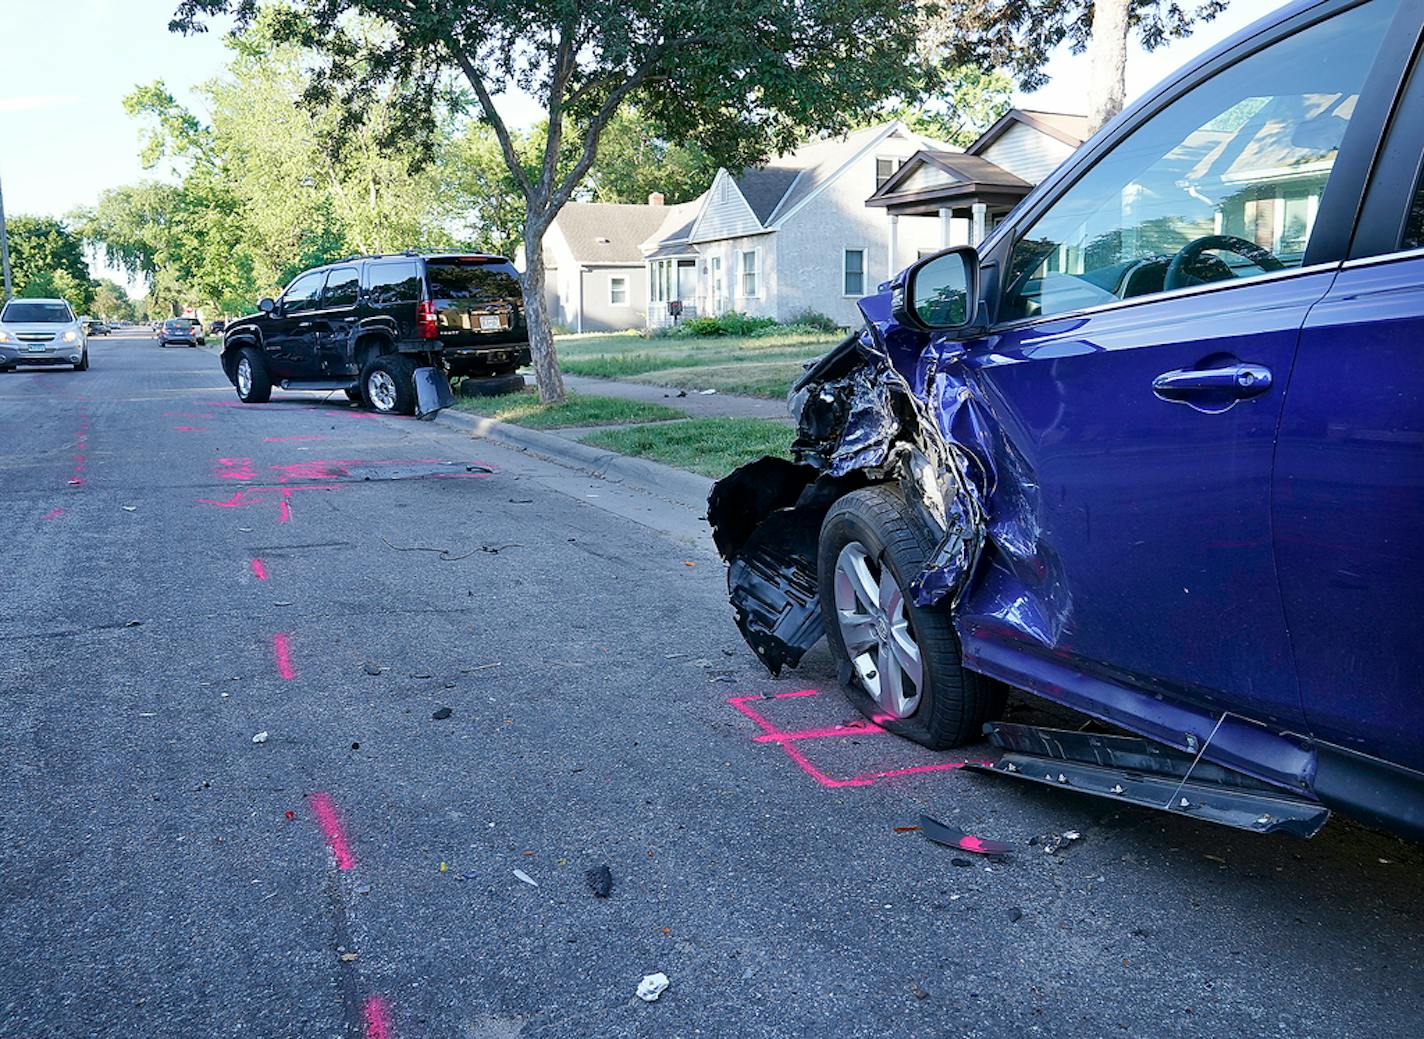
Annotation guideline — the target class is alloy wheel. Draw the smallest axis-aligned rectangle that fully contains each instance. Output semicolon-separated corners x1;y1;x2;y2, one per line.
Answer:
832;541;923;718
367;370;398;411
236;357;252;396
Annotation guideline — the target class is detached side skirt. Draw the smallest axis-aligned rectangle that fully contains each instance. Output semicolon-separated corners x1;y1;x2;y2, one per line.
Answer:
967;722;1331;838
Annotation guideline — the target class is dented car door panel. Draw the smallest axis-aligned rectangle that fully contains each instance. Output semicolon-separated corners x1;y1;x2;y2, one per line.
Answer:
943;272;1337;732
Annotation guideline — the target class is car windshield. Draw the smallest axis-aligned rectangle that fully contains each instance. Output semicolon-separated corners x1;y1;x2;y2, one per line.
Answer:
2;302;72;323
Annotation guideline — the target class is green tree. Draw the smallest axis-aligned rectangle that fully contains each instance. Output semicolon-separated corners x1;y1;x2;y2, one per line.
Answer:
173;0;938;404
6;216;94;312
92;279;136;321
584;106;719;205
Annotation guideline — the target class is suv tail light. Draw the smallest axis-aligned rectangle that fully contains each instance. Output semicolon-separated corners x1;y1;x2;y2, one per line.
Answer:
417;299;439;340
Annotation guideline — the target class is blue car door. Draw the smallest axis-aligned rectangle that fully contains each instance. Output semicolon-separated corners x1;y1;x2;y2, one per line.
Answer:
950;0;1400;730
1274;28;1424;774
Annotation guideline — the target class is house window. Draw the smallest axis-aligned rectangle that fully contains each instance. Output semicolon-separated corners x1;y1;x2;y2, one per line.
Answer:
875;157;901;191
609;276;628;306
710;256;723;302
843;249;866;296
739;249;760;297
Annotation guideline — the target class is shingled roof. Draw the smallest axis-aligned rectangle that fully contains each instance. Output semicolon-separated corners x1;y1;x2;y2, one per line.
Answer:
551;202;675;264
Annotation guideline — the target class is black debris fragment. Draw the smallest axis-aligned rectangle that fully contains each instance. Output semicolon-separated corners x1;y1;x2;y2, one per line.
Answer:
920;814;1014;856
585;864;613;898
363;662;383;676
432;707;453;720
951;857;972;868
1009;908;1024;923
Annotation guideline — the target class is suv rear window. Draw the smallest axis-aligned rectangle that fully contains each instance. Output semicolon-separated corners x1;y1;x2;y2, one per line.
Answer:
367;262;422;305
426;258;520;303
2;302;72;323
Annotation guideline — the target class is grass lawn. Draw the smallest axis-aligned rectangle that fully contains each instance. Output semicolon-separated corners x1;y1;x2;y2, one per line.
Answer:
555;330;838;392
452;387;683;430
580;417;795;479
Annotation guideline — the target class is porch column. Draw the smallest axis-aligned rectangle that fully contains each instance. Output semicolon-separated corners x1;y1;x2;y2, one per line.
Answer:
938;207;951;249
887;214;899;277
971;202;988;245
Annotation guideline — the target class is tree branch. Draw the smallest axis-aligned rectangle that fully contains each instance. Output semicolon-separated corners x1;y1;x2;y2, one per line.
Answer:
540;11;580;196
448;44;533;202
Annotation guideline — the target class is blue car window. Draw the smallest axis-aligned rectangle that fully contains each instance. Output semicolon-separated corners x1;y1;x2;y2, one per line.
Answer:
1001;0;1399;323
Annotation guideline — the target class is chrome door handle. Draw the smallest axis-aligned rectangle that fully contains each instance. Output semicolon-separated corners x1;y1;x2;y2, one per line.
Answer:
1153;363;1272;403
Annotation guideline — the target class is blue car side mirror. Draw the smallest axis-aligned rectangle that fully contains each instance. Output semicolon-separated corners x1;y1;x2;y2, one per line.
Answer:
892;245;982;336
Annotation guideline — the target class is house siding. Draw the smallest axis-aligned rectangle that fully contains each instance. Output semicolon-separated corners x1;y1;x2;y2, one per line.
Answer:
772;140;939;325
979;122;1076;185
691;172;765;242
576;266;646;333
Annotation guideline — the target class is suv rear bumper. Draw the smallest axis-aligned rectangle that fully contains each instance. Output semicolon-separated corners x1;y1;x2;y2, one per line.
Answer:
435;342;531;373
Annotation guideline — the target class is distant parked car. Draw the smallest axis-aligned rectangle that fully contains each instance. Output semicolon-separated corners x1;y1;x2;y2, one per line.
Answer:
187;318;207;346
158;318;198;348
220;252;527;414
208;320;225;335
0;298;89;371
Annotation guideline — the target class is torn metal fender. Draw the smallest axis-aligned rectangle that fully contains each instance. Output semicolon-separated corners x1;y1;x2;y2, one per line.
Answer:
414;367;456;419
707;322;988;674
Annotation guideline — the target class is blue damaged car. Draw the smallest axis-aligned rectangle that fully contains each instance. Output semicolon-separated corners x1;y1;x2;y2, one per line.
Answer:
709;0;1424;842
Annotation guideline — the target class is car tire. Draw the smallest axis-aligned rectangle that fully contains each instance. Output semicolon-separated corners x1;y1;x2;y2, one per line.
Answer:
361;355;417;415
235;347;272;404
456;372;526;398
74;351;89;372
818;485;1003;749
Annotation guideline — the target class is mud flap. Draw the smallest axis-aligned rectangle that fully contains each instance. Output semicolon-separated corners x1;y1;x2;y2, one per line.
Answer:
414;367;456;419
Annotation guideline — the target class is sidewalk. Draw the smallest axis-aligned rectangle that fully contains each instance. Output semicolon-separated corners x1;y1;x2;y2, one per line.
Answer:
554;374;792;422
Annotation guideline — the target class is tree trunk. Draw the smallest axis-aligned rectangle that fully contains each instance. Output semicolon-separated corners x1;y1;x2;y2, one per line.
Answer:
520;217;566;404
1087;0;1130;134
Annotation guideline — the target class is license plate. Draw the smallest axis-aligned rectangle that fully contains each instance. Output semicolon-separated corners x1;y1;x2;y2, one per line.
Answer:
25;343;46;352
479;314;501;331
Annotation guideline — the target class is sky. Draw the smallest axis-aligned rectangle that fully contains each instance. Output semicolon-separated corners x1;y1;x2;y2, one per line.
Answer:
0;0;1288;291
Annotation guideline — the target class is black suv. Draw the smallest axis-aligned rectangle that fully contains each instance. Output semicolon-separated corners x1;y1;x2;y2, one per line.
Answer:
220;253;528;414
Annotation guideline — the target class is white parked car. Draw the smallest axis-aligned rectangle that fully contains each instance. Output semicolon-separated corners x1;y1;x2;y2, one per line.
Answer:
0;298;88;371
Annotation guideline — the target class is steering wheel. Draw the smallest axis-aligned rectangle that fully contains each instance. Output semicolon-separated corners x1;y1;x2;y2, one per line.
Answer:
1163;234;1284;291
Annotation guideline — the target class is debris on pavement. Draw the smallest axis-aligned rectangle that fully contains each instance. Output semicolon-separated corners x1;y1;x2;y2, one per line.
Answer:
513;869;539;888
697;388;717;395
919;815;1013;856
124;619;142;627
363;662;385;676
432;707;453;720
284;811;295;820
1035;830;1083;855
339;951;359;963
121;505;137;512
381;536;522;561
909;981;930;1000
585;864;613;898
251;731;269;744
1009;907;1024;923
461;662;501;674
636;973;670;1002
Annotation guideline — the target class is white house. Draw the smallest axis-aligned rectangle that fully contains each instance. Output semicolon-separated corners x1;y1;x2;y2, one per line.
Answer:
865;109;1091;246
641;122;954;329
540;200;672;333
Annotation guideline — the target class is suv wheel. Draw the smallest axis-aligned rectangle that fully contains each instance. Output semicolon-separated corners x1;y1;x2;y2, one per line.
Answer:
73;350;89;372
235;347;272;404
818;486;1003;749
362;355;417;415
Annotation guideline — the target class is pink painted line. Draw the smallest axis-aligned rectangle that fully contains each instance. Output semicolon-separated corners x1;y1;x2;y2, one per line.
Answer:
272;633;296;680
278;499;292;523
250;558;269;581
362;996;393;1039
752;719;884;743
308;792;356;870
42;507;66;521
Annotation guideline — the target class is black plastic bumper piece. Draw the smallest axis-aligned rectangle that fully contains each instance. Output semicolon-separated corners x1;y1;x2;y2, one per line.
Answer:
967;722;1331;838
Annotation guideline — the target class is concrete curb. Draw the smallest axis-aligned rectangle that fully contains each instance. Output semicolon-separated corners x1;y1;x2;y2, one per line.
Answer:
433;408;714;511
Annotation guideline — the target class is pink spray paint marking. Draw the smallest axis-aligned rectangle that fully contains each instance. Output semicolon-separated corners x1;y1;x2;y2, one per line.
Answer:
308;792;356;870
250;558;269;581
272;633;296;680
362;996;393;1039
728;689;983;789
278;499;292;523
42;507;66;521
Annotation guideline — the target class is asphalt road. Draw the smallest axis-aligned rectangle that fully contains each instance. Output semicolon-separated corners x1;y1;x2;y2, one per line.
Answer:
1;333;1421;1039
